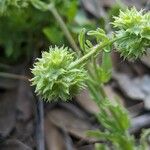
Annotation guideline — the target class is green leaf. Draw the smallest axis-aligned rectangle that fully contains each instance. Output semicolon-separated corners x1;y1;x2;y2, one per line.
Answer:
87;28;110;44
87;130;107;140
96;52;112;83
30;0;48;11
65;0;78;22
95;144;109;150
78;28;86;51
108;104;130;132
86;81;103;106
101;52;112;71
0;0;29;14
54;0;78;22
43;26;64;44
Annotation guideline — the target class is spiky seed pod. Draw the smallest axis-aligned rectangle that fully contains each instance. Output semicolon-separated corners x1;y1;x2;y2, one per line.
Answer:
31;46;87;102
112;7;150;60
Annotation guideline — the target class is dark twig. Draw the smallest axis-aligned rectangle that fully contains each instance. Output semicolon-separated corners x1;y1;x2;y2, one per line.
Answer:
31;46;45;150
35;97;45;150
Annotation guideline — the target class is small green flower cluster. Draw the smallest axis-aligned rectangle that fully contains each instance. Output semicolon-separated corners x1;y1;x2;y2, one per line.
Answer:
113;7;150;59
31;46;86;102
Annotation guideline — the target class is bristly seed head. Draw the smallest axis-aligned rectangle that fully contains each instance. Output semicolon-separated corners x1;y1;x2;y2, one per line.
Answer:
112;7;150;60
31;46;87;102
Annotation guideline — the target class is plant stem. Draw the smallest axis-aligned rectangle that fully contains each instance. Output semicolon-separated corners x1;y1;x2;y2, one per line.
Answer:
69;38;118;69
48;4;80;54
69;37;120;101
99;84;107;98
92;58;107;99
87;67;107;99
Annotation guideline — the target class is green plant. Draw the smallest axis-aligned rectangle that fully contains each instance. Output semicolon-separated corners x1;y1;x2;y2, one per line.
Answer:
0;6;50;61
31;7;150;150
0;0;81;61
0;0;29;14
0;0;96;63
31;46;86;101
112;8;150;59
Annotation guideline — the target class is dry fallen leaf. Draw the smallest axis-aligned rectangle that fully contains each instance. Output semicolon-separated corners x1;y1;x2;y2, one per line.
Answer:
0;139;32;150
81;0;108;17
12;120;34;148
45;118;74;150
59;103;89;120
47;108;97;141
76;85;124;114
113;72;150;110
130;114;150;133
16;80;35;121
104;85;125;106
113;72;145;100
81;0;146;18
0;90;16;138
76;89;99;114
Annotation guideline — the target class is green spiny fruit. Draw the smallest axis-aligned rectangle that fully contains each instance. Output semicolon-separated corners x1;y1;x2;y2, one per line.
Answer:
112;7;150;60
31;46;87;102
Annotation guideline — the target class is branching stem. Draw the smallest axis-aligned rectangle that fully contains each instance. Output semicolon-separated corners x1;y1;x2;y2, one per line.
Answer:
69;38;119;69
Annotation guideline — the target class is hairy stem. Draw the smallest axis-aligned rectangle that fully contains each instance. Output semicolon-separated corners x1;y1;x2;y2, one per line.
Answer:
87;66;107;99
69;38;118;69
48;4;80;53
